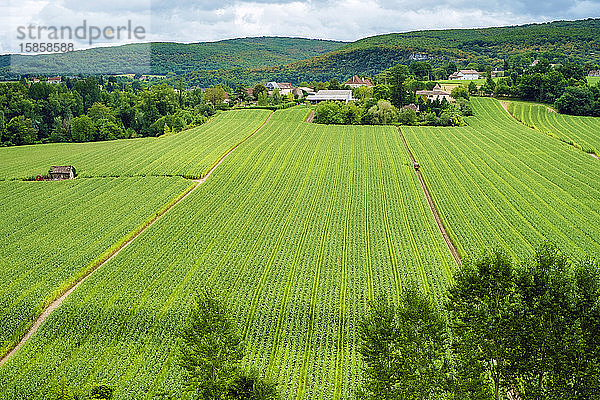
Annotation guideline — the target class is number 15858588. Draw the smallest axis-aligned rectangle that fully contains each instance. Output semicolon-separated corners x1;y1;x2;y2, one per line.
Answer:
19;42;74;53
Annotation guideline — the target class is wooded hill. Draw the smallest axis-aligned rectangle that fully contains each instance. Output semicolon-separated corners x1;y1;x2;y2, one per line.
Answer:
165;19;600;87
0;37;345;77
2;19;599;85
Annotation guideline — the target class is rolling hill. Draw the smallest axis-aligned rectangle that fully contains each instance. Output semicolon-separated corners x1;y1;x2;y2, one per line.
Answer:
167;18;600;87
2;19;599;86
1;37;345;77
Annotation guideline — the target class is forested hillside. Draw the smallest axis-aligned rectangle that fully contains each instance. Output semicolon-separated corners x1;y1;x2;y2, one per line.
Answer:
2;19;599;87
0;37;345;77
165;19;600;87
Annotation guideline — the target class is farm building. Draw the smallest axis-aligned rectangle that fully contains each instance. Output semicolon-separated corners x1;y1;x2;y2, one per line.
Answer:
306;90;355;104
293;87;314;98
345;75;373;88
448;69;481;80
415;84;453;102
589;70;600;77
48;166;76;180
265;82;294;95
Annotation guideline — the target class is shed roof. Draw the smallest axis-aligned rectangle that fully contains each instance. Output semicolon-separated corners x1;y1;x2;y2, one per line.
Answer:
306;90;354;101
50;166;74;174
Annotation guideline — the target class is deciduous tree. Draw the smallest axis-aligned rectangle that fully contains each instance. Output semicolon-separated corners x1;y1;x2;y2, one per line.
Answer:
357;286;449;400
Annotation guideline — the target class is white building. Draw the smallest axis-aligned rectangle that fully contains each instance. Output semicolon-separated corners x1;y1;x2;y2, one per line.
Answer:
306;90;354;104
448;70;481;80
415;84;453;102
265;81;293;95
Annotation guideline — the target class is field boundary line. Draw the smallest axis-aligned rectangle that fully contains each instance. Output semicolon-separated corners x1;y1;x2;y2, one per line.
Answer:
0;111;274;368
200;112;274;180
397;127;463;266
500;100;599;160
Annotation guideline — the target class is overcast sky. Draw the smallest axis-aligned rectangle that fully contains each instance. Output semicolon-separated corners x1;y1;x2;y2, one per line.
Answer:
1;0;599;53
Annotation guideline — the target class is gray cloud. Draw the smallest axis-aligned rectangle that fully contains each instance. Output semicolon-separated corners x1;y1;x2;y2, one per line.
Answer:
2;0;599;53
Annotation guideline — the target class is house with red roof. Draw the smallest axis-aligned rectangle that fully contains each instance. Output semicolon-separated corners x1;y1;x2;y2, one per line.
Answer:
345;75;373;88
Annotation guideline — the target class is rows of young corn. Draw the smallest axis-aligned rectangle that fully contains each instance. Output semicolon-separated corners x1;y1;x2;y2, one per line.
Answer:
0;109;272;181
508;101;600;156
0;177;193;359
0;107;455;399
402;97;600;263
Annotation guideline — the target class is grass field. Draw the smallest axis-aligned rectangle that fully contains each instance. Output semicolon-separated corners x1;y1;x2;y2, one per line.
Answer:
0;108;455;400
588;76;600;85
508;101;600;156
0;177;193;357
0;109;272;180
403;97;600;261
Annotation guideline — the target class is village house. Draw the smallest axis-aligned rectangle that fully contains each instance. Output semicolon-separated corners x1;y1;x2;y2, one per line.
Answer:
589;70;600;77
47;76;62;84
306;90;354;104
265;82;293;95
344;75;373;88
48;166;76;180
415;84;453;102
448;70;481;80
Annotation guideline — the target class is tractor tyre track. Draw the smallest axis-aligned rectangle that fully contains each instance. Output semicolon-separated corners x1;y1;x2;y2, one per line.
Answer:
397;128;463;266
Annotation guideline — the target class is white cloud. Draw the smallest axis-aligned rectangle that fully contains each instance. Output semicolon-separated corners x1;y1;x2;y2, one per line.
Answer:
1;0;599;53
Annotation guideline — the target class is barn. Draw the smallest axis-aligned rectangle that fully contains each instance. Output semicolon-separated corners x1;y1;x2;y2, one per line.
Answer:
48;166;76;180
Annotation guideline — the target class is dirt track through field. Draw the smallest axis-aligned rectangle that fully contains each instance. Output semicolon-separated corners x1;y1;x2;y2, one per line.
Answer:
0;112;274;368
305;110;315;123
397;128;463;266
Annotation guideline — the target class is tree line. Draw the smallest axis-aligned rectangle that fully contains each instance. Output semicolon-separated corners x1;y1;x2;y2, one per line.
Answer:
0;77;215;147
485;58;600;116
313;66;472;127
358;245;600;400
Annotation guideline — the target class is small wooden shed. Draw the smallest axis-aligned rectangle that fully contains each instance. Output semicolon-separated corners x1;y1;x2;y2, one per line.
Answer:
49;166;76;180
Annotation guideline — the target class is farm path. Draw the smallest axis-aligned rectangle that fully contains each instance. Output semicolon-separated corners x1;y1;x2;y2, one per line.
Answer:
397;127;463;266
305;110;315;123
0;112;274;368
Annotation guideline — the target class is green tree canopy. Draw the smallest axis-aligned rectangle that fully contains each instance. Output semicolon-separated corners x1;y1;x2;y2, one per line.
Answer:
6;115;36;145
357;286;449;399
179;288;244;399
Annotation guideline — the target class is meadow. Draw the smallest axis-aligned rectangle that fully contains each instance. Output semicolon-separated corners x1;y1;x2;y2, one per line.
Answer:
0;109;271;180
